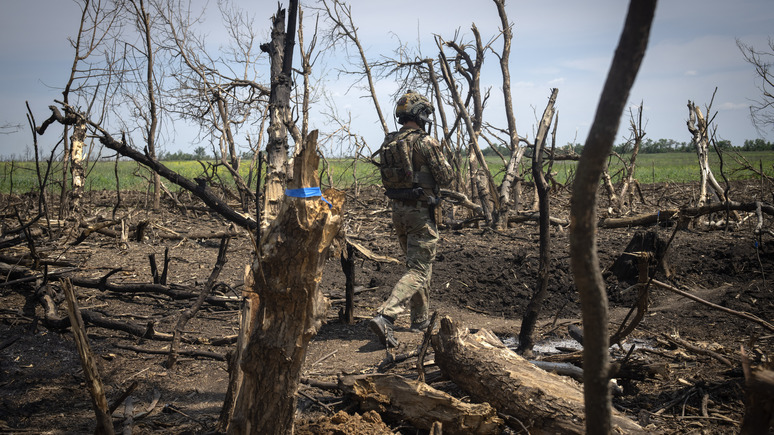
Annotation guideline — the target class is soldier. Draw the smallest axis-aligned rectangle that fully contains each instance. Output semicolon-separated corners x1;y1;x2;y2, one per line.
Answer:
369;90;453;348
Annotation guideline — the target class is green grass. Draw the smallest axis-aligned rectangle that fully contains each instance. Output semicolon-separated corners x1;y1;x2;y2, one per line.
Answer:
2;151;773;195
487;151;774;185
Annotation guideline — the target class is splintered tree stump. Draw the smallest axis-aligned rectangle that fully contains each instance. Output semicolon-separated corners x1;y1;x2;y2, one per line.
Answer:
431;316;645;434
339;373;503;434
228;131;344;434
610;230;673;283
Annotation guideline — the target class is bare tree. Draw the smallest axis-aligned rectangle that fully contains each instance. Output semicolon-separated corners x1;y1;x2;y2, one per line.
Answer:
59;0;121;216
687;97;727;207
492;0;527;223
318;0;389;136
569;1;656;433
737;38;774;135
602;103;646;214
436;29;501;226
517;88;557;356
126;0;162;209
160;0;269;212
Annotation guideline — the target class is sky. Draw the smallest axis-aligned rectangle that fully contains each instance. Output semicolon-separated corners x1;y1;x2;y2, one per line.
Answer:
0;0;772;160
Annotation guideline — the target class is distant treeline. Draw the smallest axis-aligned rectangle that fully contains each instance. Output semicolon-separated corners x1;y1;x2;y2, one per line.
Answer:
159;146;209;161
611;138;774;154
482;138;774;157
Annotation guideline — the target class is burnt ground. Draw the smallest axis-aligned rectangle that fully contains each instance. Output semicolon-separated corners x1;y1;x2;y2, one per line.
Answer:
1;180;773;434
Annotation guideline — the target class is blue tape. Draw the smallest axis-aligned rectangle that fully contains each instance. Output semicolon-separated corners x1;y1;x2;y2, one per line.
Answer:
285;187;332;208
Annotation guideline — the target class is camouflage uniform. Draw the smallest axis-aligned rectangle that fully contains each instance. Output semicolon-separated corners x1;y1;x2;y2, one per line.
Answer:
377;127;452;328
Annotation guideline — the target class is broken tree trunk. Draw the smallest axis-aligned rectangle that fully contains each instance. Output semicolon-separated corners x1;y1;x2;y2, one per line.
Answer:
610;230;673;283
260;3;297;227
340;241;355;324
741;350;774;434
228;130;343;435
432;316;645;434
339;373;503;435
69;116;86;214
218;271;255;432
687;101;726;207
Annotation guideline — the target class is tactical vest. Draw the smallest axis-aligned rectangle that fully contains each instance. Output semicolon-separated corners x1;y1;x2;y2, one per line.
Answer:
379;129;452;202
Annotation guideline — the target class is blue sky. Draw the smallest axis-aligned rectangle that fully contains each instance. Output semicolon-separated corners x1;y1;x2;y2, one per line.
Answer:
1;0;772;159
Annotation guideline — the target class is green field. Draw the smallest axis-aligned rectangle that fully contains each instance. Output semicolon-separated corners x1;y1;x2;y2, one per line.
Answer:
1;151;773;195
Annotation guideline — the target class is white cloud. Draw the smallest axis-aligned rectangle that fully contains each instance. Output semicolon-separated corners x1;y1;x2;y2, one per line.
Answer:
718;102;750;111
548;78;566;87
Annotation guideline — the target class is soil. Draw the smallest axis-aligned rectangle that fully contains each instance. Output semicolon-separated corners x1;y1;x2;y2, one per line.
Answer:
1;180;772;434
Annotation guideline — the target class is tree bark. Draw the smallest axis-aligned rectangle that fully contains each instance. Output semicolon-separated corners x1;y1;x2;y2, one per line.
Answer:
432;317;645;434
229;131;343;434
569;2;656;433
261;5;293;227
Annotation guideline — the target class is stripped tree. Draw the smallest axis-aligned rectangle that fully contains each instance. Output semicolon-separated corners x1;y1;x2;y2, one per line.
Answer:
436;29;501;226
261;2;299;226
493;0;528;224
602;103;647;215
517;88;558;356
687;98;727;207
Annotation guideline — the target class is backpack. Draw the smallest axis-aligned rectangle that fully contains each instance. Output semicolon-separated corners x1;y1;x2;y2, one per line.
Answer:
379;131;421;190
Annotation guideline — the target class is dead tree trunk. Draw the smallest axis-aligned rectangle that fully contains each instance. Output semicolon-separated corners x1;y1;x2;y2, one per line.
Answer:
493;0;526;222
687;101;726;207
517;88;557;356
618;104;645;212
432;317;645;434
260;4;296;227
228;131;343;435
569;2;656;433
70;116;86;214
741;352;774;434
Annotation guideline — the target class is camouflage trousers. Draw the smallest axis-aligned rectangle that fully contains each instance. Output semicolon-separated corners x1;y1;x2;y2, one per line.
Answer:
378;201;438;325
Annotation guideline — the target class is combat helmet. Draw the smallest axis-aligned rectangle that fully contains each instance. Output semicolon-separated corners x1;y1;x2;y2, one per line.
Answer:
395;90;434;125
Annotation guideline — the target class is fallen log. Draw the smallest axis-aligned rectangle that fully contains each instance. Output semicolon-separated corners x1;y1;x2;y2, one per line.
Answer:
115;343;225;361
598;200;774;229
339;373;503;435
431;316;645;434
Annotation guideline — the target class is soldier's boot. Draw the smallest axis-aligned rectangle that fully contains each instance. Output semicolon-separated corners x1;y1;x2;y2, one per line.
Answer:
410;318;431;333
368;314;398;348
